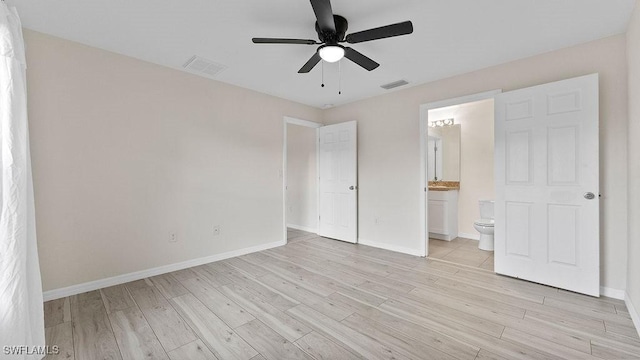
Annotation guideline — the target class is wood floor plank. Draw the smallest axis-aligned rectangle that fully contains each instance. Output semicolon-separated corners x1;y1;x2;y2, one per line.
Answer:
220;268;300;311
258;273;353;321
167;340;217;360
407;286;527;320
170;293;258;360
128;286;198;351
225;256;271;278
605;320;640;340
124;278;154;292
44;322;74;360
149;273;190;299
294;331;364;360
474;349;509;360
386;295;506;338
500;327;601;360
44;297;71;328
100;285;136;314
341;312;459;360
329;292;480;360
70;291;122;360
378;299;556;360
180;276;255;328
591;339;640;359
287;304;412;360
168;268;200;282
243;252;338;296
220;283;312;341
524;308;606;334
193;264;233;287
108;306;169;360
234;319;314;360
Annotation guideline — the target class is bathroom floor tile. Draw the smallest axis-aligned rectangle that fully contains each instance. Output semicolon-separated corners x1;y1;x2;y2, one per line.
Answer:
427;244;456;259
429;238;494;269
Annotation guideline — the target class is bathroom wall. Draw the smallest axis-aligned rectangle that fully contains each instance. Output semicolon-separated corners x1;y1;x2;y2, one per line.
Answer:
286;124;318;232
458;100;495;238
429;100;495;238
323;34;628;292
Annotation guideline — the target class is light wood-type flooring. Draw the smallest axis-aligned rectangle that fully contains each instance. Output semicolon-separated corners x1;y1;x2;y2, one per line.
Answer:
428;237;494;271
43;229;640;359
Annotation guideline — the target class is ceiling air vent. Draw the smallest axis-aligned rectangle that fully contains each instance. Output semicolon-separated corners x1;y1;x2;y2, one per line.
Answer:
381;79;409;90
183;56;227;77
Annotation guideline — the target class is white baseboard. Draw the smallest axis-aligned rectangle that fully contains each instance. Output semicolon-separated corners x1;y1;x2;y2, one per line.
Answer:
358;238;423;257
429;233;456;241
625;292;640;339
458;232;480;241
43;240;286;301
286;224;318;233
600;286;626;300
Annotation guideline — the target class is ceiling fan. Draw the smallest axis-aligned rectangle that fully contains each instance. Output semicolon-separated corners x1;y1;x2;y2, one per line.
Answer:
252;0;413;73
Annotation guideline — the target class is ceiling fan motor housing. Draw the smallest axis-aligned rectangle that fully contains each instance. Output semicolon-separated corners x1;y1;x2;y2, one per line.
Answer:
316;15;348;44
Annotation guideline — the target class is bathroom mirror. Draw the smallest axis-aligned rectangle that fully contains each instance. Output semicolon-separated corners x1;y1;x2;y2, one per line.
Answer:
427;124;461;181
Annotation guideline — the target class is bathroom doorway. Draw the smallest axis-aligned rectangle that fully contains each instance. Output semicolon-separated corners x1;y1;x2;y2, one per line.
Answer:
419;90;500;270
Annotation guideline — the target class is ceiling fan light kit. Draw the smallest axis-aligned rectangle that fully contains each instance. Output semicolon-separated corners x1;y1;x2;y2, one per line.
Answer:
252;0;413;87
318;45;345;63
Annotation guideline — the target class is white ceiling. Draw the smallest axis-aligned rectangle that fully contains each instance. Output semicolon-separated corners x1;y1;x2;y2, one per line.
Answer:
8;0;635;108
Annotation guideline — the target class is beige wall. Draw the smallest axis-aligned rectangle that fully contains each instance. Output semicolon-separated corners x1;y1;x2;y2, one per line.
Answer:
323;35;629;291
286;124;317;231
627;1;640;318
454;100;495;237
25;30;322;291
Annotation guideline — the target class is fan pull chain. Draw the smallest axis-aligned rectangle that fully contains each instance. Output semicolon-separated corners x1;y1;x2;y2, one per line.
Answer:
321;61;325;88
338;59;342;95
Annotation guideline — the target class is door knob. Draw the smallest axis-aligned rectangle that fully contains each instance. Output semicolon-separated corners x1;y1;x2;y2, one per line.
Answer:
349;186;355;190
584;192;596;200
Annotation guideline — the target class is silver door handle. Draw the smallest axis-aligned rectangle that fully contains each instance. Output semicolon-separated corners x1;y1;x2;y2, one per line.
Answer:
349;186;356;190
584;192;595;200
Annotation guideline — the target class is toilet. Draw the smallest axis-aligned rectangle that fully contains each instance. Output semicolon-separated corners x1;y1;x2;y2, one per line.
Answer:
473;200;494;251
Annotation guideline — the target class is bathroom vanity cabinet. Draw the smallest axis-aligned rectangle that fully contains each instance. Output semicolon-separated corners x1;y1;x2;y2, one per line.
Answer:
428;189;459;241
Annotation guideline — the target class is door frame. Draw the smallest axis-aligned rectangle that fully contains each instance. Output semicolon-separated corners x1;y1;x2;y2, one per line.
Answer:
282;116;323;244
419;90;502;257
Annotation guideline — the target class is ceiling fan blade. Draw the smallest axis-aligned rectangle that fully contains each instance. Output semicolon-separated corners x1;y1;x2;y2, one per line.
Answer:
252;38;318;45
345;21;413;44
310;0;336;33
344;47;379;71
298;52;322;73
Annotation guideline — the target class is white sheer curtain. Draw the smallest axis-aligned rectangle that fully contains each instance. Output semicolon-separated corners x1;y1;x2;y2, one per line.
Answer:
0;3;45;360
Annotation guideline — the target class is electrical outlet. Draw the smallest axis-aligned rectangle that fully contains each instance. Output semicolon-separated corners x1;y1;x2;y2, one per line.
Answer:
169;233;177;243
213;225;221;236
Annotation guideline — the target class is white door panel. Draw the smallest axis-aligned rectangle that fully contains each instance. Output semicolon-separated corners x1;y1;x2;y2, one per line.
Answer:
495;74;599;296
319;121;357;243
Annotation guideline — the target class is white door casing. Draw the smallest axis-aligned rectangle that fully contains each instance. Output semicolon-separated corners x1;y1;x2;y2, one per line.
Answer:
318;121;358;243
494;74;599;296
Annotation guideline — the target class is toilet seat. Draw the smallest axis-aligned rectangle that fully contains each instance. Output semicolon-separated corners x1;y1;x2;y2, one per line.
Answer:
474;219;494;227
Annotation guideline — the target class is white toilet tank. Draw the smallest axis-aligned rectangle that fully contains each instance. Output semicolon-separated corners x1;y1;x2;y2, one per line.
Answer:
479;200;494;219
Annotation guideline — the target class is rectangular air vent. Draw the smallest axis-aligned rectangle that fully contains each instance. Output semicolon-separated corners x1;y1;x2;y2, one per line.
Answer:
381;79;409;90
183;55;227;77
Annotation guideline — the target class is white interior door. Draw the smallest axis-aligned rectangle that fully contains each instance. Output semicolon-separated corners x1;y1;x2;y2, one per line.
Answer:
495;74;600;296
318;121;357;243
